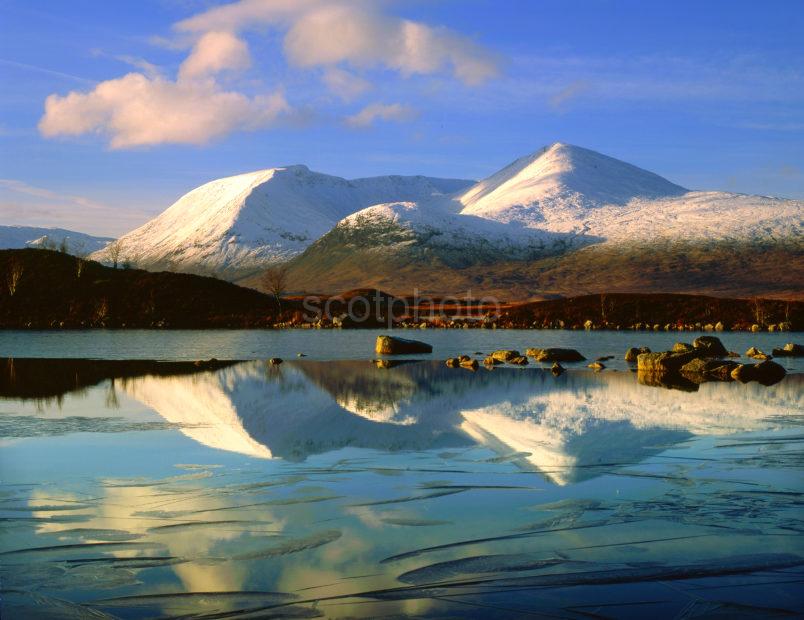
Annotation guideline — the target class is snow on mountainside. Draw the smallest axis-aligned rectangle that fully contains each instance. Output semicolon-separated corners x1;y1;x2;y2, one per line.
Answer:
459;142;688;223
331;142;802;252
0;226;113;254
92;166;473;277
91;142;801;286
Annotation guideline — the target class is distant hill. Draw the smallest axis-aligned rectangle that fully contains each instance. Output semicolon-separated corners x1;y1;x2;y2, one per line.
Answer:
0;225;113;254
0;249;286;328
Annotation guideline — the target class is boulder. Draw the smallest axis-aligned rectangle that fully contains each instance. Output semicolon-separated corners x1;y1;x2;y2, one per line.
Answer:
375;335;432;355
491;350;521;362
637;350;700;373
679;357;709;375
458;354;472;362
269;357;283;365
588;361;605;370
754;360;787;385
692;336;728;357
526;348;586;362
672;342;694;353
551;362;565;375
707;361;740;381
483;356;502;366
638;370;699;392
745;346;771;360
625;346;651;362
509;356;529;366
731;360;786;385
680;358;739;382
445;358;460;368
460;358;479;370
772;343;804;357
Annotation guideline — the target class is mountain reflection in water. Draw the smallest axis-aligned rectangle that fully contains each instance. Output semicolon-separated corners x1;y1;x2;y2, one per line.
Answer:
3;358;801;485
1;358;803;619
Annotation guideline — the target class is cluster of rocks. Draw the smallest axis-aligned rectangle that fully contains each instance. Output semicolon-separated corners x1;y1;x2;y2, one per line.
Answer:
633;336;794;388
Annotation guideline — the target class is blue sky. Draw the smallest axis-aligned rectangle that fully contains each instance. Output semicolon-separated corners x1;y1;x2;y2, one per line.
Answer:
1;0;802;236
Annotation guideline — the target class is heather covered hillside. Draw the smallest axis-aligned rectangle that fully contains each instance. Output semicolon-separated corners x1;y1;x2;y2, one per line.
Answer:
0;249;286;328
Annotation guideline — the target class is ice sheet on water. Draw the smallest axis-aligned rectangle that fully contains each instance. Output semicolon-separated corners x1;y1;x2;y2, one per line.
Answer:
0;415;196;438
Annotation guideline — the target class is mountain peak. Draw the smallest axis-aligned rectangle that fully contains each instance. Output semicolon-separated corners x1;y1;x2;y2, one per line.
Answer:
459;143;688;223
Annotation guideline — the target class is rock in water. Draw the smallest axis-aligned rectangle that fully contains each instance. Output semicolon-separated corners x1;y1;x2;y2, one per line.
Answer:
526;348;586;362
637;350;699;373
692;336;728;357
375;335;433;355
588;361;605;370
460;358;479;370
731;360;786;385
269;358;283;365
484;356;501;366
625;346;650;362
672;342;694;353
551;362;565;375
445;358;460;368
746;346;771;360
509;356;529;366
772;343;804;357
681;358;739;382
490;350;521;362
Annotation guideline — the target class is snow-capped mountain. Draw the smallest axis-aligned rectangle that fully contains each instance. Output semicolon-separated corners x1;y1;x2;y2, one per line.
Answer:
284;143;803;296
88;142;801;295
91;166;473;278
324;143;801;250
0;225;113;254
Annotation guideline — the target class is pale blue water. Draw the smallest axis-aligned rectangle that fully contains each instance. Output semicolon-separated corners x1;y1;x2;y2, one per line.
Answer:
0;329;801;372
1;359;802;618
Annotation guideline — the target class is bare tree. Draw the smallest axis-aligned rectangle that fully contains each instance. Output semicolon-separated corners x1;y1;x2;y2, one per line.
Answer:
752;297;766;326
261;264;290;310
6;259;23;296
73;241;89;278
107;240;123;269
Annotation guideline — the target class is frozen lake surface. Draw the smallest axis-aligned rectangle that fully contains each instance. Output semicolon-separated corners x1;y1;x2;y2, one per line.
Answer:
1;355;802;618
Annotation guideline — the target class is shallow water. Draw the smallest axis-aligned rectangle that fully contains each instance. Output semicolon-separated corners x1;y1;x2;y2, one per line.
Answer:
0;329;801;372
1;358;803;618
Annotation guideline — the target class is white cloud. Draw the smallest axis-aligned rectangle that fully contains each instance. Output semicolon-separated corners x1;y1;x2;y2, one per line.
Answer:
178;30;251;80
346;102;415;128
38;0;499;149
322;67;371;101
177;0;500;86
39;73;289;148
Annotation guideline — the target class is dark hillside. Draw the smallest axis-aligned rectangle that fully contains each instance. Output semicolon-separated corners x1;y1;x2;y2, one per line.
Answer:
0;249;290;328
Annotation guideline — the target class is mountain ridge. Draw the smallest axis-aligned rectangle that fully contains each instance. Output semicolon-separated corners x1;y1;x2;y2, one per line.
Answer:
83;142;803;297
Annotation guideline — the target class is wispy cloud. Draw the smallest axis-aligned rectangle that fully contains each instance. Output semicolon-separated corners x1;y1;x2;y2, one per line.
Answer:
0;179;155;235
0;58;96;85
346;102;416;128
549;80;590;111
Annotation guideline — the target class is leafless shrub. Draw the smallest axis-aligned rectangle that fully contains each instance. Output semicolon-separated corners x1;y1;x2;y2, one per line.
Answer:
752;297;766;326
6;259;23;296
73;242;89;278
107;240;122;268
261;264;289;310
